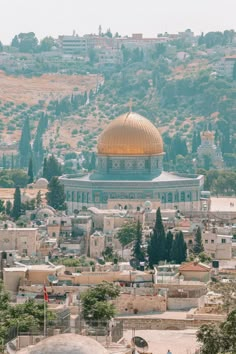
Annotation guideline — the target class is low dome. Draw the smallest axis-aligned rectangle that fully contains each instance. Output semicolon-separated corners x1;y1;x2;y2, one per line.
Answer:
36;206;56;218
97;112;163;156
17;334;108;354
34;178;49;189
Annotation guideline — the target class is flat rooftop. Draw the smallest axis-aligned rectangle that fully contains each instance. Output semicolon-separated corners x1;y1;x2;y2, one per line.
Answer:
210;197;236;212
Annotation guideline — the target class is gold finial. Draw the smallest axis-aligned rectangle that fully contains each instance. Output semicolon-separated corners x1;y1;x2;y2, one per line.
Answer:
128;98;133;113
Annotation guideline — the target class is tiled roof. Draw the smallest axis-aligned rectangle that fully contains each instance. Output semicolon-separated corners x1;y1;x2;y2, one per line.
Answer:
179;262;211;272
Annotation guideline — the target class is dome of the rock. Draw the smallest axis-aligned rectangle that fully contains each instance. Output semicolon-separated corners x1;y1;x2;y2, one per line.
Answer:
97;112;163;156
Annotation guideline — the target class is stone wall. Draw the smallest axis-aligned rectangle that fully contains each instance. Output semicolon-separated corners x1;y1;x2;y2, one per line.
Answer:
116;316;224;331
167;297;203;311
113;294;166;315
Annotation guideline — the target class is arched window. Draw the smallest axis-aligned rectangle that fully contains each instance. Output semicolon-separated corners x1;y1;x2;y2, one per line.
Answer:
174;192;179;202
187;192;192;201
180;192;185;202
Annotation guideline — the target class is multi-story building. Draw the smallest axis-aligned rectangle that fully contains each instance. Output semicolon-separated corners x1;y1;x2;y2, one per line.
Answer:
0;228;39;256
216;55;236;78
61;35;88;55
203;230;232;260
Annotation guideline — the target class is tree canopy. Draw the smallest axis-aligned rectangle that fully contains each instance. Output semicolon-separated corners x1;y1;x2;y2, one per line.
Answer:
81;282;120;323
46;176;66;210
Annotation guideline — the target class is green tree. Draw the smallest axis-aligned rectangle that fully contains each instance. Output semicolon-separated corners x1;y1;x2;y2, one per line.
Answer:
27;157;34;183
36;190;42;208
197;309;236;354
170;231;187;264
5;200;12;216
11;186;21;220
132;219;145;262
81;282;120;323
116;222;137;251
102;246;114;261
19;117;31;168
148;208;166;267
40;36;56;51
166;230;173;262
192;130;198;153
233;62;236;81
0;41;3;52
197;323;221;354
193;227;204;255
11;35;19;48
0;200;5;213
46;177;66;210
18;32;38;53
43;155;62;181
42;157;48;179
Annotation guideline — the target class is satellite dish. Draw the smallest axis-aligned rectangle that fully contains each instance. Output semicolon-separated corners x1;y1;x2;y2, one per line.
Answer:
131;336;149;353
129;258;140;269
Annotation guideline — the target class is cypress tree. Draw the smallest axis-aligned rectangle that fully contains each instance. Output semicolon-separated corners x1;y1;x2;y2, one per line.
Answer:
36;190;42;208
133;219;145;262
11;186;21;220
170;231;187;264
42;158;48;179
6;201;12;216
27;157;34;183
193;227;204;255
166;230;173;262
148;207;166;267
44;155;62;181
192;131;198;153
197;131;201;147
11;154;14;169
46;177;66;210
19;116;31;168
2;154;6;169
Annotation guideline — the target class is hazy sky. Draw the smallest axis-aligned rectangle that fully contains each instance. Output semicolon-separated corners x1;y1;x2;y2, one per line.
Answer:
0;0;236;44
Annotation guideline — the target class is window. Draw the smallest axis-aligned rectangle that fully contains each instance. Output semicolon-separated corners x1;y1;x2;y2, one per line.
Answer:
180;192;185;202
167;193;173;203
52;232;56;237
211;239;214;244
145;159;150;169
221;239;226;244
205;240;208;244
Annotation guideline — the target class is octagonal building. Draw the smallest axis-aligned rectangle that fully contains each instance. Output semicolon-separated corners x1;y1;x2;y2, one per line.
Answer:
60;112;204;213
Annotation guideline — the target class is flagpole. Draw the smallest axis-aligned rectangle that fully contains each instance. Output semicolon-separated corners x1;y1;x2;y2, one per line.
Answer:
44;297;47;337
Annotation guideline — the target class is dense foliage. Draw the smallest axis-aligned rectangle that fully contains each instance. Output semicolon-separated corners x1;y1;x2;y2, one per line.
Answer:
81;282;120;323
0;282;54;345
46;176;66;210
197;309;236;354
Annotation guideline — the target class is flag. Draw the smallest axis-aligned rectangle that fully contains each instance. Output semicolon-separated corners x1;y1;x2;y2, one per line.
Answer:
43;284;49;302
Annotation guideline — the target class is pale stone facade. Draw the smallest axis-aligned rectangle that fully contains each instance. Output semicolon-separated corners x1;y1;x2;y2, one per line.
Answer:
203;231;232;260
89;231;105;258
0;228;39;256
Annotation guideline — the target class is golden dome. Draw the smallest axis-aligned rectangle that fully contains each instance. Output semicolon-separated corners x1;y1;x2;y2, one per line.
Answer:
97;112;163;156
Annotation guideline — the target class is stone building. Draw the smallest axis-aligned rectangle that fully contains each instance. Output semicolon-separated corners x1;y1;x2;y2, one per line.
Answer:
60;112;204;213
0;228;39;256
203;231;232;260
89;231;105;258
197;131;223;169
